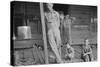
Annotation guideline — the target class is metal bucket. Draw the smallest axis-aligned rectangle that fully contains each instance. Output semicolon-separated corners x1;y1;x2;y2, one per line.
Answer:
17;26;32;39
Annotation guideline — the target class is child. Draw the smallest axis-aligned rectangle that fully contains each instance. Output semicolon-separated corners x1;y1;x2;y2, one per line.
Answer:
82;39;94;62
64;43;74;61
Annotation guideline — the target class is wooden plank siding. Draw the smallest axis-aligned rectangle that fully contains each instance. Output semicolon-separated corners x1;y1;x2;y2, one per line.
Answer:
67;5;97;45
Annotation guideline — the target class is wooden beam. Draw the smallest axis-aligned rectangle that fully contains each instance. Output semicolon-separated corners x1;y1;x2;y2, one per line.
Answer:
68;19;72;45
39;3;49;64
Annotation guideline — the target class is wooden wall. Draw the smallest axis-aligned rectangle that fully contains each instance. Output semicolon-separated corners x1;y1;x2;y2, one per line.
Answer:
12;1;42;39
68;5;97;44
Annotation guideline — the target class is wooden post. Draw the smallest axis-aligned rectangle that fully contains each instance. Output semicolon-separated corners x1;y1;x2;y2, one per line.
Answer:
68;19;72;45
39;3;49;64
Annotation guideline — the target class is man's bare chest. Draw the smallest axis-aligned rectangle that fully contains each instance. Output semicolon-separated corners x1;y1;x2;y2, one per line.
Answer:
46;12;59;20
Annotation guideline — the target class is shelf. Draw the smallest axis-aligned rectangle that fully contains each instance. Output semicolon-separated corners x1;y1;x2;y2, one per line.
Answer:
13;39;43;49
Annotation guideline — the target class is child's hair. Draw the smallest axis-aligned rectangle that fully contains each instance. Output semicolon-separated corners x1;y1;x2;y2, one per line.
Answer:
84;38;89;42
65;41;69;45
83;38;90;47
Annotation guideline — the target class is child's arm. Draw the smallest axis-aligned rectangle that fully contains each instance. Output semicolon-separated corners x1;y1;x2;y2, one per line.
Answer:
68;47;74;58
83;47;92;56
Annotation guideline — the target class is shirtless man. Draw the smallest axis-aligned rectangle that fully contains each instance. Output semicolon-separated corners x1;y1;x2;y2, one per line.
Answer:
44;3;63;63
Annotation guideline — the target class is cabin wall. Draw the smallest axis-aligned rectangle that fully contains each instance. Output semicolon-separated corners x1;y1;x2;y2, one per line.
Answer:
67;5;97;45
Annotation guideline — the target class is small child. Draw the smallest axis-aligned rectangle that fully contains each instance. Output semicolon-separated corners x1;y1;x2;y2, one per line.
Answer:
82;39;94;62
64;43;74;61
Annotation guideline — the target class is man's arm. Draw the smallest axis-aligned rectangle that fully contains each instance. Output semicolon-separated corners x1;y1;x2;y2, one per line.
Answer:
44;12;47;21
44;12;48;24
